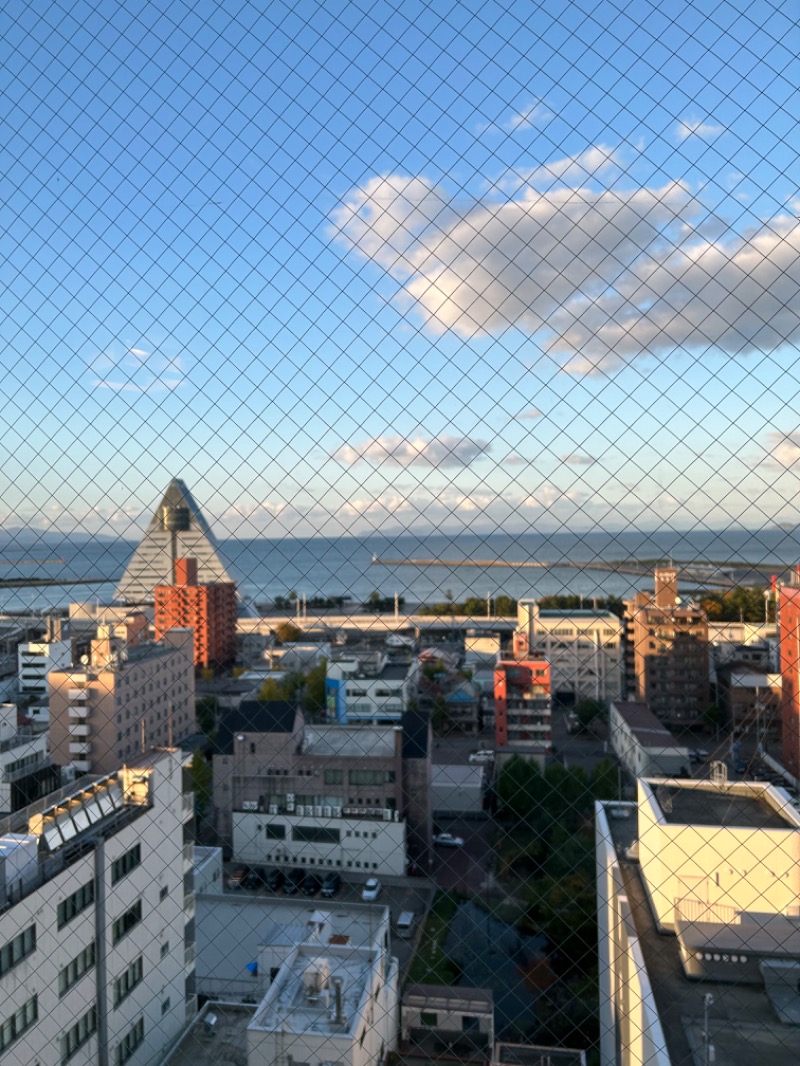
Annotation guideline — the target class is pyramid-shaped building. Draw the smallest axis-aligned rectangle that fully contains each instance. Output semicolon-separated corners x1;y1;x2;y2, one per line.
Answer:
115;478;234;603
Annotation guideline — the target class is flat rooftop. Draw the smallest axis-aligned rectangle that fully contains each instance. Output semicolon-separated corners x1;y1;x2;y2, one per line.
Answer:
649;781;796;830
613;701;688;748
164;1004;252;1066
305;724;399;759
252;944;374;1037
602;803;800;1066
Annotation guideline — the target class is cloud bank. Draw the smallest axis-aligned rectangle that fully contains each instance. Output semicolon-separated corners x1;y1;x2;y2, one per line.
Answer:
331;163;800;373
334;433;490;468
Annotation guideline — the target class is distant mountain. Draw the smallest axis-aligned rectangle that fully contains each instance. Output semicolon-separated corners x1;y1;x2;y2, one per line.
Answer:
0;528;129;548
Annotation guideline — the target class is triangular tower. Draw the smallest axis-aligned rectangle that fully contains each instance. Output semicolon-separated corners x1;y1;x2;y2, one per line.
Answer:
115;478;234;602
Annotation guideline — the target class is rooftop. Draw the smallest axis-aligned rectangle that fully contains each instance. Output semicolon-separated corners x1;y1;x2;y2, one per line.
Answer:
647;780;796;831
612;701;688;748
164;1003;253;1066
601;801;800;1066
252;944;376;1037
305;724;399;759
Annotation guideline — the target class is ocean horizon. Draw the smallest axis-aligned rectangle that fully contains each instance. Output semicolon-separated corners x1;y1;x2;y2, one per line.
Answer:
1;525;798;615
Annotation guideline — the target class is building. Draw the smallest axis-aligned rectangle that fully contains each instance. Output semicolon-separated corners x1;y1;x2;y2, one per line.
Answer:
326;650;413;724
715;665;781;738
18;637;72;698
779;578;800;778
608;701;691;779
596;778;800;1065
167;893;398;1066
624;569;709;726
155;557;237;668
0;702;56;811
0;748;195;1066
49;626;195;776
212;702;419;875
516;603;624;705
115;478;234;603
493;659;551;754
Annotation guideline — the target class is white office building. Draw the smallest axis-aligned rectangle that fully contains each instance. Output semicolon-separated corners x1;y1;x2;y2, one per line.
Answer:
0;748;195;1066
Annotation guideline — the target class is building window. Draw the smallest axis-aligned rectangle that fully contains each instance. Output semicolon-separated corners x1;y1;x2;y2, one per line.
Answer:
161;998;171;1016
323;769;343;785
160;885;169;901
160;941;170;958
113;956;144;1007
421;1012;438;1027
264;824;285;839
292;826;340;844
112;844;142;884
59;942;96;996
0;996;37;1055
61;1004;97;1064
58;880;96;929
116;1017;144;1066
0;924;35;978
112;900;143;945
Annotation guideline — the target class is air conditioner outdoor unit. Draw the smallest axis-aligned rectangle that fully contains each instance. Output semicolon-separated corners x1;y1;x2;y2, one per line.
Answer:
323;806;332;817
314;805;323;817
268;804;279;815
332;807;342;817
296;805;306;816
383;808;393;821
242;801;258;811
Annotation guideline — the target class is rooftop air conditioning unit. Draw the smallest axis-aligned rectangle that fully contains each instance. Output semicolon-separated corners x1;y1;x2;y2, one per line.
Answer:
332;807;342;817
295;805;306;816
383;808;393;821
323;806;332;817
268;804;279;815
314;805;323;817
242;801;258;811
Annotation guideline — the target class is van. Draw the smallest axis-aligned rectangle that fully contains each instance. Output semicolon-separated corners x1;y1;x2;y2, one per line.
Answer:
396;911;416;938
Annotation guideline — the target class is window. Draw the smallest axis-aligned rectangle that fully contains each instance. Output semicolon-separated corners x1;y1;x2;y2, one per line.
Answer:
264;824;286;839
61;1005;96;1064
112;844;141;884
292;825;340;843
0;924;35;977
160;885;169;901
348;769;385;786
58;880;95;929
323;769;343;785
59;942;96;996
161;998;171;1016
116;1018;144;1066
0;996;37;1054
112;900;143;944
160;941;170;958
420;1012;438;1027
114;956;144;1007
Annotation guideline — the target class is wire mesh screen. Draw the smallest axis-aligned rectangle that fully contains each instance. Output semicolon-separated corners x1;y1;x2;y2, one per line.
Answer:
1;0;799;1064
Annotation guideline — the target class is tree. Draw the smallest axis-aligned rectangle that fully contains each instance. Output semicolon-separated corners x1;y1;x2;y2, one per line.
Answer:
189;750;213;819
494;594;517;616
274;621;302;644
573;698;607;731
431;694;451;735
195;696;217;738
304;659;328;717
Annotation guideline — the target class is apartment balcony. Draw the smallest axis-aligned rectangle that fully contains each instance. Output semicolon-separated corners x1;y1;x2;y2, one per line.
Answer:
67;705;90;719
181;793;194;819
184;941;196;970
183;891;196;917
72;759;92;773
67;689;89;702
68;741;92;755
68;724;91;738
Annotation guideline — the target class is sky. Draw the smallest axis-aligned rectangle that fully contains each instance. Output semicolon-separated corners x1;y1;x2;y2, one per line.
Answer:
1;0;799;541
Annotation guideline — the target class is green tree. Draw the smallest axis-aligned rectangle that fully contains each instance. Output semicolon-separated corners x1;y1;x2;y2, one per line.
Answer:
258;670;304;701
189;750;213;819
304;659;328;717
573;698;607;731
195;696;217;737
494;594;517;616
274;620;302;644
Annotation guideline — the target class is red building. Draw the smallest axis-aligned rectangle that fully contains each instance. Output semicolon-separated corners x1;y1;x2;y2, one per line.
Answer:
494;658;552;753
779;578;800;777
154;557;237;668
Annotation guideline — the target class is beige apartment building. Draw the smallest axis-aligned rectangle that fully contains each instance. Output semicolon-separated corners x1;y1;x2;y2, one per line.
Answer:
49;626;195;776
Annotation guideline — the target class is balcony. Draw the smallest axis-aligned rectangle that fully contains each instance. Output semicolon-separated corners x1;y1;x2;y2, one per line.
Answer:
67;705;90;719
184;942;196;970
72;759;92;772
68;742;92;755
69;724;91;738
183;891;196;916
67;689;89;702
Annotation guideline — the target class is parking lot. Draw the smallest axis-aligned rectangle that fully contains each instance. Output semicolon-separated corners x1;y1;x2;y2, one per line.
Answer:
222;864;435;977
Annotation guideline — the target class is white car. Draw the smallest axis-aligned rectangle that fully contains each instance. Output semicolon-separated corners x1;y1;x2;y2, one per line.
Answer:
433;832;464;847
361;878;382;902
468;750;494;765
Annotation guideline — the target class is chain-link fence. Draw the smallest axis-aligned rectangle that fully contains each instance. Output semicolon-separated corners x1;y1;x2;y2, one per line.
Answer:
2;1;800;1064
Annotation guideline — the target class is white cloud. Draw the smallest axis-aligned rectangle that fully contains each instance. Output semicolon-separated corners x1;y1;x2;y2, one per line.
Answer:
504;99;553;131
90;343;185;394
759;431;800;468
332;165;800;373
676;117;725;141
334;433;490;468
559;453;595;466
519;408;543;420
497;144;625;194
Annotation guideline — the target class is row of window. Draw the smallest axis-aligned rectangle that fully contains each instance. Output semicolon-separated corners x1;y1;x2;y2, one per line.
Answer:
58;881;95;930
0;925;35;978
114;956;144;1007
0;995;37;1055
59;942;96;996
62;1004;96;1063
264;853;379;869
112;844;141;884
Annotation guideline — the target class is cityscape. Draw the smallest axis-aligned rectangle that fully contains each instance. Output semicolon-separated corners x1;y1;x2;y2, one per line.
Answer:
2;1;799;1066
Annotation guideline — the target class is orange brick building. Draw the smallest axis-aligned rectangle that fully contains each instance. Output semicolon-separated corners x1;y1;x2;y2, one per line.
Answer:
154;557;237;668
494;657;552;753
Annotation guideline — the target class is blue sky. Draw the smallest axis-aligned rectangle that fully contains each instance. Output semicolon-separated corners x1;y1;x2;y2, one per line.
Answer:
1;0;799;540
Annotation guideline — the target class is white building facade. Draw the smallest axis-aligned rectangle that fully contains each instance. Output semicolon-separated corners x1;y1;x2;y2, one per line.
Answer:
0;749;195;1066
18;639;72;696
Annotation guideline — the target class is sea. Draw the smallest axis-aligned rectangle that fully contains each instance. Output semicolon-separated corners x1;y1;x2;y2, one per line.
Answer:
1;525;799;615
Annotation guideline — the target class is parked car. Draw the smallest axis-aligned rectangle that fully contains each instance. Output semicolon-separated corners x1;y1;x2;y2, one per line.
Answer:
301;873;321;897
283;868;304;895
321;872;341;898
361;877;382;902
468;750;494;764
264;868;285;892
433;832;464;847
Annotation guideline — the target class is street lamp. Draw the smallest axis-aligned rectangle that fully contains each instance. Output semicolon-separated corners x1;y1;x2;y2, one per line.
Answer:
703;992;714;1065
